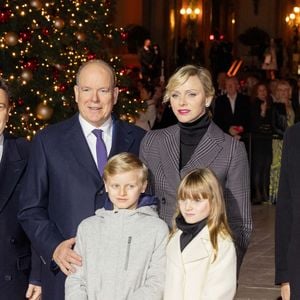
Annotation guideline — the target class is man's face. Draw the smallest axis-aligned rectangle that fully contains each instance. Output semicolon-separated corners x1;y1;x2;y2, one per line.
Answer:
225;78;238;96
0;89;10;135
74;62;118;127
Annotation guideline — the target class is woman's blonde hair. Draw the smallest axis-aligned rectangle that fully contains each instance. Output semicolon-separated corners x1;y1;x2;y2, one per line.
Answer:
163;65;215;103
173;168;232;261
103;152;148;183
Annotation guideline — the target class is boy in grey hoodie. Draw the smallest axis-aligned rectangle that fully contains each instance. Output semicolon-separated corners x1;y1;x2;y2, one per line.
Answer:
65;152;169;300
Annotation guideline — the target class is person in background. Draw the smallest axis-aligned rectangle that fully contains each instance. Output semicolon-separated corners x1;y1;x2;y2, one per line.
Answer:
213;76;251;142
65;152;168;300
250;82;273;204
275;122;300;300
139;38;155;83
262;37;278;80
140;65;252;273
18;60;145;300
269;80;294;204
135;82;157;131
0;79;41;299
164;168;236;300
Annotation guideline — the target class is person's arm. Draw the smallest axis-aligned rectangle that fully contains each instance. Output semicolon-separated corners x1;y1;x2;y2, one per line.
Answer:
18;133;81;274
201;239;237;299
129;224;169;300
225;140;252;270
275;128;292;288
65;225;88;300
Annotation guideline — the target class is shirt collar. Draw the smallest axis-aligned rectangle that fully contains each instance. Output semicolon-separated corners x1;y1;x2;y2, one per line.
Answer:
0;134;3;146
78;114;113;138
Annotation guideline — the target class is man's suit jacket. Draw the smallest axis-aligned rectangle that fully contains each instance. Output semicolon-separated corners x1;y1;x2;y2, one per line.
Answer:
18;114;145;300
213;93;251;134
275;122;300;299
140;121;252;270
164;226;236;300
0;135;40;298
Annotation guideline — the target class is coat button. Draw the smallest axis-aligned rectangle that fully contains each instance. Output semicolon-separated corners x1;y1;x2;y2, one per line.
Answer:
10;237;16;244
161;197;166;204
4;275;12;281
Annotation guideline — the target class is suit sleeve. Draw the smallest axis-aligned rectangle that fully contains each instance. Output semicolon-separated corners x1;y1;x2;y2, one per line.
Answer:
202;239;237;300
275;129;292;284
65;224;88;300
225;140;252;269
18;133;64;265
28;247;42;285
129;223;169;300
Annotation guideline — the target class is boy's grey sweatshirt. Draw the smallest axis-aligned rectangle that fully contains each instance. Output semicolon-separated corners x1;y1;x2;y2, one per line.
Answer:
65;206;169;300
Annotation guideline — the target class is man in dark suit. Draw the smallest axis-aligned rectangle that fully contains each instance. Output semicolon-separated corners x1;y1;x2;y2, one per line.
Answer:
18;60;145;300
213;76;251;140
0;79;41;299
275;122;300;300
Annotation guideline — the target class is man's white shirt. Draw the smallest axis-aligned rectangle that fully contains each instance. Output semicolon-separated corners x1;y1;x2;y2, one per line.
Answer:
78;114;113;168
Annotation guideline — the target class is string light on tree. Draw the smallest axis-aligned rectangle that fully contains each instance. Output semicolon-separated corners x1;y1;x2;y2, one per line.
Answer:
0;0;142;138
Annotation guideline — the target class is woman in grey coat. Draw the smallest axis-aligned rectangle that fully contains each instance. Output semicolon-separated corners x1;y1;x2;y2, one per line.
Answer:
139;65;252;271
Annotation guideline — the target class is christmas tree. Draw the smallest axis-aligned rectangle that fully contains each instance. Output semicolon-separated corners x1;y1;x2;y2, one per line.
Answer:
0;0;144;138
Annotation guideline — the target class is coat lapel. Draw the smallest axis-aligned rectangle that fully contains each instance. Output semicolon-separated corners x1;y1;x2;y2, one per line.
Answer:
159;125;181;190
64;115;100;182
110;119;134;157
181;122;224;177
182;226;210;263
0;138;27;212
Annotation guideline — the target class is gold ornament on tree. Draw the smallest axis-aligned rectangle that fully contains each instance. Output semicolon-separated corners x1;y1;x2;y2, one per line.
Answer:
75;31;86;42
36;102;54;120
69;19;76;26
21;69;33;81
4;32;18;46
54;17;65;30
30;0;43;10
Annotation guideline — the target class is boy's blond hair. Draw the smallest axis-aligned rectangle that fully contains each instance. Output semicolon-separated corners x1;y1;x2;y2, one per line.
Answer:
103;152;148;183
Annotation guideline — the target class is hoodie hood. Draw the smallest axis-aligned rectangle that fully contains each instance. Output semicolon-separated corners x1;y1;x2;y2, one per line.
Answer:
102;193;158;210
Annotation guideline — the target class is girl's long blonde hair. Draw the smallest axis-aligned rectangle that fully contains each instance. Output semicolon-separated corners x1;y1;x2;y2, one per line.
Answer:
173;168;232;261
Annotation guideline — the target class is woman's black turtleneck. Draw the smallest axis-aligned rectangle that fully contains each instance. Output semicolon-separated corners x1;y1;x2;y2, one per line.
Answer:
179;113;211;169
176;214;208;252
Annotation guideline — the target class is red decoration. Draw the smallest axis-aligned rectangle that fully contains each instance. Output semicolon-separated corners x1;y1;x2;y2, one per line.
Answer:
121;32;128;41
17;98;24;106
0;8;11;23
19;31;32;42
41;27;50;36
87;52;96;60
22;58;38;71
58;83;67;92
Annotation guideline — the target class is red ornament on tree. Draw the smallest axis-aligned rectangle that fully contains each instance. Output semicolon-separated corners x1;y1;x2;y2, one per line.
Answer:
41;27;50;36
121;32;128;41
19;31;32;42
23;58;38;71
17;98;24;106
58;83;67;92
87;52;96;60
0;8;11;23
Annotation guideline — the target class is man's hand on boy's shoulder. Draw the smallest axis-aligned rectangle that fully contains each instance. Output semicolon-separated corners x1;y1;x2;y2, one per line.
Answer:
53;238;82;275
